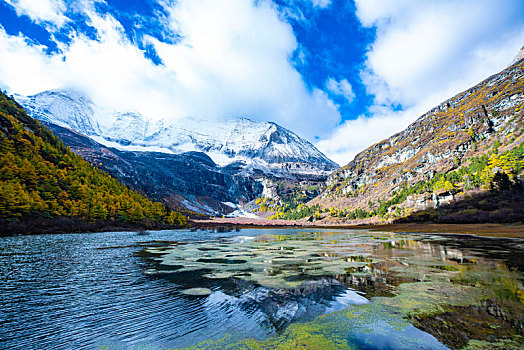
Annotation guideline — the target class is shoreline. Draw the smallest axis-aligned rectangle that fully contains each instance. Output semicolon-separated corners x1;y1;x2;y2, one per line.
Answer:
1;216;522;239
363;223;524;239
0;216;186;237
191;218;524;239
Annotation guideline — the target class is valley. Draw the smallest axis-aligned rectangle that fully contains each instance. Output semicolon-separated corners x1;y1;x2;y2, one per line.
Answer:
5;56;523;232
1;2;523;350
15;89;336;216
1;56;522;236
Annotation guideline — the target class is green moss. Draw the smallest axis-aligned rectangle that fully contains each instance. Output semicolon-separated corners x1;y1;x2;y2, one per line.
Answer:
463;336;523;350
172;279;485;350
148;229;523;350
181;288;212;296
179;321;353;350
154;231;395;288
452;265;524;305
237;323;352;350
376;282;485;317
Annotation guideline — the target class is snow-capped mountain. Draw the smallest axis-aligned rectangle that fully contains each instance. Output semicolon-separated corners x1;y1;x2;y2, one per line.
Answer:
114;116;339;176
15;90;101;136
15;89;338;177
14;89;339;214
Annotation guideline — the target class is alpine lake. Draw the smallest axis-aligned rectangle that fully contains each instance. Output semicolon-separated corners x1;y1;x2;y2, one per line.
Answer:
1;228;523;349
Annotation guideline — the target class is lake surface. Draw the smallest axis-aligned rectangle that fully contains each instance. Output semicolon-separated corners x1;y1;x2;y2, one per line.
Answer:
1;228;523;349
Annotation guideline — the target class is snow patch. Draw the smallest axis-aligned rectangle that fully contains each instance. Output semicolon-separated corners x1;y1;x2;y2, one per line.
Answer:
222;202;237;208
90;136;175;154
223;202;259;219
181;197;218;216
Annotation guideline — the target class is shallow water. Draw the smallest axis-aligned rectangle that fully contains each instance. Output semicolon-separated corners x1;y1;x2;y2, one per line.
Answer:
0;228;523;349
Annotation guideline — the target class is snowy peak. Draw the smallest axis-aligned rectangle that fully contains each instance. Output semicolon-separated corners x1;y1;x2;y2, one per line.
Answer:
15;89;338;176
104;111;164;145
107;112;147;143
14;89;100;136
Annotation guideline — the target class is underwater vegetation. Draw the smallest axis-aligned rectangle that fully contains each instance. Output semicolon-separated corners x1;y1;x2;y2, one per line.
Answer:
140;230;524;349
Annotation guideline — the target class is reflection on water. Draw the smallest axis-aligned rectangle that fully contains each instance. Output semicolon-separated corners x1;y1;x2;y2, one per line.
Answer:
0;229;523;349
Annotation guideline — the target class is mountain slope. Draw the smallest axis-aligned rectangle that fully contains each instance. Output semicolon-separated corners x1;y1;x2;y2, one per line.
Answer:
247;59;524;223
45;122;262;215
0;91;186;233
308;58;524;222
14;89;337;214
15;90;101;135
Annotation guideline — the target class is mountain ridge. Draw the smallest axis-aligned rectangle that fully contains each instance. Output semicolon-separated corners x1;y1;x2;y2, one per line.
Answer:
14;89;339;214
43;121;262;215
310;57;524;221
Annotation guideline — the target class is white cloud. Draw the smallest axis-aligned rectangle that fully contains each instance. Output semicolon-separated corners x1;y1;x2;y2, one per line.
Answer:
316;0;524;164
316;106;424;165
326;77;355;103
4;0;68;28
358;0;524;107
0;0;341;140
0;8;180;127
310;0;331;9
0;30;65;92
276;0;331;23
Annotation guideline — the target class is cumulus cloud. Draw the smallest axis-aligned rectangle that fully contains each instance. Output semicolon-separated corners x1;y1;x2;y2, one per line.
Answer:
0;0;341;139
4;0;69;28
0;6;179;127
326;78;355;104
316;0;524;164
0;30;64;93
358;0;524;107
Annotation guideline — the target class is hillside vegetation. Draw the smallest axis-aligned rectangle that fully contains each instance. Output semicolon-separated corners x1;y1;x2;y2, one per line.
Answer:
256;59;524;224
0;92;186;233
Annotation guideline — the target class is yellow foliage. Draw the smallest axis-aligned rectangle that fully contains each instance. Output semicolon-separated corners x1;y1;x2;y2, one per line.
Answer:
0;92;186;226
480;151;524;185
432;178;454;192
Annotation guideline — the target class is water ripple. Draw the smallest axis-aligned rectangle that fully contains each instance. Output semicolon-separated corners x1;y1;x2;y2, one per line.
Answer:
2;229;520;349
0;231;290;349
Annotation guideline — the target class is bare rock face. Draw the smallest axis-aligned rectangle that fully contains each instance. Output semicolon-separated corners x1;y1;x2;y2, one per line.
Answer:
312;59;524;212
45;122;262;215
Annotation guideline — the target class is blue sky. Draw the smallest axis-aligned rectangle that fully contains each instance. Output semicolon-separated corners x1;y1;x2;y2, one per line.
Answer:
0;0;523;164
